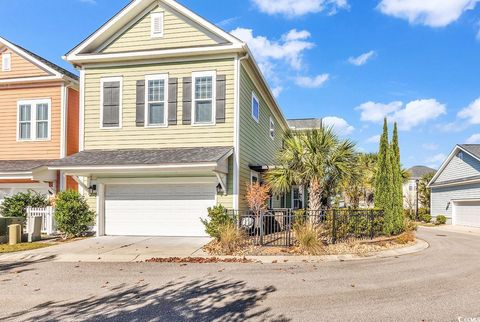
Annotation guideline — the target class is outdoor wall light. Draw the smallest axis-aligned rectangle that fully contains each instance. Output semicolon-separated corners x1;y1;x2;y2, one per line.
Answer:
88;184;97;196
216;183;225;195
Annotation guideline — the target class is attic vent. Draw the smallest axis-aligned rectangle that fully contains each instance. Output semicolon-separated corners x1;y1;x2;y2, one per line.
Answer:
2;53;11;72
151;12;164;38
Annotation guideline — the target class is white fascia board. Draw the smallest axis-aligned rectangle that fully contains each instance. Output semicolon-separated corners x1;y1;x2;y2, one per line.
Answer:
0;36;62;78
48;162;219;172
0;75;64;84
0;172;34;180
430;179;480;189
66;44;244;64
428;145;480;187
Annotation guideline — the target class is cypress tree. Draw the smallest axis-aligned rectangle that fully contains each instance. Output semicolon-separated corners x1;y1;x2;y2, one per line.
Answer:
390;123;404;234
375;119;394;234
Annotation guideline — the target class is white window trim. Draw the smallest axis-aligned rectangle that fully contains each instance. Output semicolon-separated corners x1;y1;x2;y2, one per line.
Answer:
192;71;216;126
2;53;11;72
16;98;52;142
100;76;123;130
144;74;169;128
151;12;164;38
250;170;260;184
269;116;275;140
251;92;260;123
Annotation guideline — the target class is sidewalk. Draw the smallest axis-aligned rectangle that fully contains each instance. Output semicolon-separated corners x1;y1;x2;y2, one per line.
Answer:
421;225;480;236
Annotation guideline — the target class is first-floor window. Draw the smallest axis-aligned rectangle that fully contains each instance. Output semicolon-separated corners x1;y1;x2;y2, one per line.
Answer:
292;186;304;209
17;99;50;141
193;71;215;125
146;74;168;127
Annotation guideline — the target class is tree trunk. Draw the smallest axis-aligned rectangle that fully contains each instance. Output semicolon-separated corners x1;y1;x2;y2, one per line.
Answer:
308;179;322;211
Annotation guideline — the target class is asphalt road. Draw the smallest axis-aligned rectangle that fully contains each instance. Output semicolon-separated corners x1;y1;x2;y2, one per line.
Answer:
1;227;479;322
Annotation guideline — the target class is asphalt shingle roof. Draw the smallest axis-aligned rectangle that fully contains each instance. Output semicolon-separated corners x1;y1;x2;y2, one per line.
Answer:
460;144;480;160
49;147;234;168
0;160;55;173
287;118;322;130
408;166;436;179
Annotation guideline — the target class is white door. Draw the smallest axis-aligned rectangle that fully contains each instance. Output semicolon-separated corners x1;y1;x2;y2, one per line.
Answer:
105;183;216;236
454;201;480;228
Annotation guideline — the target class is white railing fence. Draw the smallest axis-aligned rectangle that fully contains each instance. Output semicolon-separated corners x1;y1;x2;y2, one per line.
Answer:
26;206;56;235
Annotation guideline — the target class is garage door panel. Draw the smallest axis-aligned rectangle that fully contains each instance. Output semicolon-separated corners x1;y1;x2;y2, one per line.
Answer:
105;183;215;237
454;201;480;228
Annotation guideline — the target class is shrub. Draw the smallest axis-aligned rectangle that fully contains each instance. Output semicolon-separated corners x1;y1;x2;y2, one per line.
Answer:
403;218;418;232
396;230;416;244
0;190;50;222
435;215;447;225
54;190;95;239
218;223;245;255
294;223;322;255
200;205;233;239
420;213;432;224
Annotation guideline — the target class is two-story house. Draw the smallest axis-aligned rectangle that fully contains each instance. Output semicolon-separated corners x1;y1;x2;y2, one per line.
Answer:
0;37;79;203
46;0;289;237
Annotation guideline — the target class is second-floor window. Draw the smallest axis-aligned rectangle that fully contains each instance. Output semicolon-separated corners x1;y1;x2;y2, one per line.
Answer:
270;116;275;140
2;53;11;72
17;99;51;141
145;74;168;127
193;71;215;125
101;77;122;129
252;92;259;122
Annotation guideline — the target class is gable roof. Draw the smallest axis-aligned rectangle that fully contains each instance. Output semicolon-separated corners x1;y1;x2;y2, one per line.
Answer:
65;0;243;63
0;36;78;83
428;144;480;187
407;166;436;180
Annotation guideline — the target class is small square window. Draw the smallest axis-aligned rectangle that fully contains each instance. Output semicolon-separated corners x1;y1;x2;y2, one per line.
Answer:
252;93;259;122
2;53;11;72
151;13;164;38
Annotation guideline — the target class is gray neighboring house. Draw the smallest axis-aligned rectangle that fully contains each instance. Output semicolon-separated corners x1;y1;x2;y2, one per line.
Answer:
429;144;480;228
287;118;322;130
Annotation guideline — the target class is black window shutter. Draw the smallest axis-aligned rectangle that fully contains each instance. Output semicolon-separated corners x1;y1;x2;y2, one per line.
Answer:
103;81;120;127
216;75;226;124
182;77;192;125
168;78;178;125
136;80;145;127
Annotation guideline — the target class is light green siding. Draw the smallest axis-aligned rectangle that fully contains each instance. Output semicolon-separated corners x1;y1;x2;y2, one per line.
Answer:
102;4;225;54
238;64;286;210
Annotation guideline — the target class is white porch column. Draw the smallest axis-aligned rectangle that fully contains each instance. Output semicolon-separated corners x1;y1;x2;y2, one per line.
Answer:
96;183;106;237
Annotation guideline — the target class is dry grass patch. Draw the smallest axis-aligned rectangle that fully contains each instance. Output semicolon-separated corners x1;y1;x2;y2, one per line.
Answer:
0;242;51;254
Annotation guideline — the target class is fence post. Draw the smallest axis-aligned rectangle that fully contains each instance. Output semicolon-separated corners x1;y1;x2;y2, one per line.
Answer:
259;210;264;246
332;209;337;244
370;210;375;240
287;209;291;247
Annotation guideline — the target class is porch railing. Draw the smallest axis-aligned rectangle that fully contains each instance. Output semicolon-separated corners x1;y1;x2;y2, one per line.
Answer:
229;208;384;247
26;206;56;235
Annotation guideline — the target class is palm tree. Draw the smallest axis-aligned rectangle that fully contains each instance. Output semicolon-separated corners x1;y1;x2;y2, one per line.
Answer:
265;124;357;210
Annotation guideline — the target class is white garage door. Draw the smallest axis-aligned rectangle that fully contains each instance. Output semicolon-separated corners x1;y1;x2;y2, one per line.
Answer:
105;183;216;236
454;201;480;228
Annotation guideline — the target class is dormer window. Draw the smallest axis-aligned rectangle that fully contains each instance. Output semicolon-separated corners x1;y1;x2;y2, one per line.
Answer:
151;13;164;38
2;53;11;72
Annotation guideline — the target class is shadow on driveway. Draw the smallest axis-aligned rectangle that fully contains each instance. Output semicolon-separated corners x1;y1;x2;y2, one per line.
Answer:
2;276;290;322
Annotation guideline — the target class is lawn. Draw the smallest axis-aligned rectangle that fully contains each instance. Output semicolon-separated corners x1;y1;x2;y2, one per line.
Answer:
0;242;51;254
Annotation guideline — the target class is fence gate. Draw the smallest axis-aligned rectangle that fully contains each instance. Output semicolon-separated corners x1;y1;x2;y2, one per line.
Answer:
26;206;56;235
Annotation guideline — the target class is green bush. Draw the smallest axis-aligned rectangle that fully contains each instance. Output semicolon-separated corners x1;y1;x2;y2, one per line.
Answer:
435;215;447;225
200;205;233;239
420;213;432;224
54;190;95;239
0;190;50;222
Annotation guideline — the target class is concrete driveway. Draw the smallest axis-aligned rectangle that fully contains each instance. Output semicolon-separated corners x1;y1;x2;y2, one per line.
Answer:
1;227;480;321
0;236;211;262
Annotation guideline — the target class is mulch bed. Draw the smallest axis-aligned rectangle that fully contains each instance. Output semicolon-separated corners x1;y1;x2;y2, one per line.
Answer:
145;257;254;263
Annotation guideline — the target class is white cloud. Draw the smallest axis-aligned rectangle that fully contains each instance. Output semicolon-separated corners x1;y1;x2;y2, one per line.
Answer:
79;0;96;4
230;28;314;72
272;86;284;97
252;0;349;17
295;74;330;88
425;153;447;168
458;98;480;124
356;99;446;131
366;135;381;144
466;134;480;144
217;17;239;28
356;101;403;123
422;143;439;150
378;0;479;28
348;51;376;66
323;116;355;135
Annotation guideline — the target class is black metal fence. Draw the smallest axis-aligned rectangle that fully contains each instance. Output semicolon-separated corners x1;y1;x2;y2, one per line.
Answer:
228;209;384;246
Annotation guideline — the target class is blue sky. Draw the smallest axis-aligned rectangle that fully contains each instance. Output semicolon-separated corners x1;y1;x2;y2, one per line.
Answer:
1;0;480;169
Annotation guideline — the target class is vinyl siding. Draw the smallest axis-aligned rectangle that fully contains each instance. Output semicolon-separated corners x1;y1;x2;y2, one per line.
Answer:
436;152;480;183
0;49;50;79
101;4;223;54
238;64;285;210
83;58;235;149
431;184;480;223
0;84;62;160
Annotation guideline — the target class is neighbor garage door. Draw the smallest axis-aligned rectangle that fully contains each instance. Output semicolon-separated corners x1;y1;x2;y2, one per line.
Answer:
454;201;480;228
104;183;216;236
